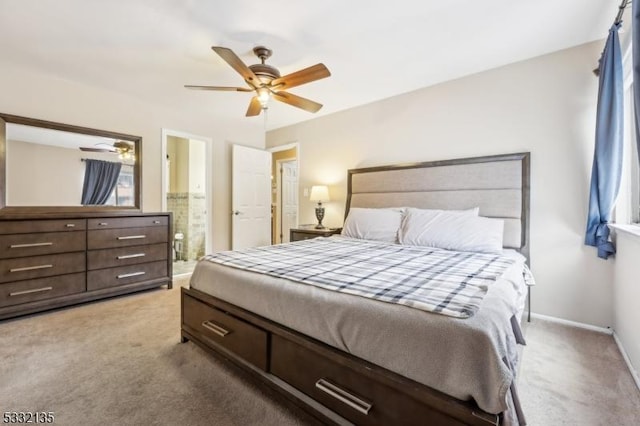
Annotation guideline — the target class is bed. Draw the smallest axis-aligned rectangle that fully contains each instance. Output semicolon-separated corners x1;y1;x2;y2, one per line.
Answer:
181;152;531;426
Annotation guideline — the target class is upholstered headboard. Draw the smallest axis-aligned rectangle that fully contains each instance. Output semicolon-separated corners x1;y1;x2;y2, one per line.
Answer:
345;152;530;263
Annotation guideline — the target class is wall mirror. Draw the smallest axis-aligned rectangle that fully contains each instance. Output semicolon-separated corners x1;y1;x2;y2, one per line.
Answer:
0;113;141;213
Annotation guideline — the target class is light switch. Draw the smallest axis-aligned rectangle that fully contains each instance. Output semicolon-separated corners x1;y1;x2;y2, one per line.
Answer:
303;187;309;197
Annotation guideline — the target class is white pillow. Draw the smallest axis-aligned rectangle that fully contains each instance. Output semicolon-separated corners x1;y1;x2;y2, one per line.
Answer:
399;209;504;253
341;207;404;242
398;208;478;239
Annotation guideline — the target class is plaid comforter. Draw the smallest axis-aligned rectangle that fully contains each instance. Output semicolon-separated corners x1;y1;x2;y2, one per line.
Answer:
202;236;518;318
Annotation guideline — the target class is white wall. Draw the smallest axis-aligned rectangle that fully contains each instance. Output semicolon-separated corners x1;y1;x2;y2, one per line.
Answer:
267;41;614;327
188;138;206;193
612;229;640;380
0;63;264;251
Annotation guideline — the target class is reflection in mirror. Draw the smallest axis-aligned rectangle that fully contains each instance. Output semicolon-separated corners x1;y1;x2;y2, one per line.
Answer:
4;122;137;207
0;113;141;212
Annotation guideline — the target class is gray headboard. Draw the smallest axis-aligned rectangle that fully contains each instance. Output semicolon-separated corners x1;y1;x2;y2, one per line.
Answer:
345;152;530;263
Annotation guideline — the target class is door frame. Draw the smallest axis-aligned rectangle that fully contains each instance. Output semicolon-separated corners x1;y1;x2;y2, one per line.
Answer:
161;129;214;255
269;142;300;244
275;158;298;243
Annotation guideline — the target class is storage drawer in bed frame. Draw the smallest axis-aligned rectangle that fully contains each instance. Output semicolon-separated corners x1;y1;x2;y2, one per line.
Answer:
182;293;268;370
180;287;499;426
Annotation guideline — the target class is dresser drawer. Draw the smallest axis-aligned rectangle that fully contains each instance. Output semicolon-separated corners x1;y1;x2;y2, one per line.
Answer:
182;293;268;370
270;335;464;426
87;226;168;250
0;231;86;259
87;260;168;291
0;219;86;235
0;273;86;308
88;216;168;230
87;243;168;270
0;252;85;284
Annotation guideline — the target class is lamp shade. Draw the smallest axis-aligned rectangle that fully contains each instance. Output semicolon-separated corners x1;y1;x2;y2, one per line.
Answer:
309;185;330;202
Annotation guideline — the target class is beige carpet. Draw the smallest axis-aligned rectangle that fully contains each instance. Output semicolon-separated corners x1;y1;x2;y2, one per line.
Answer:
518;319;640;425
1;278;639;426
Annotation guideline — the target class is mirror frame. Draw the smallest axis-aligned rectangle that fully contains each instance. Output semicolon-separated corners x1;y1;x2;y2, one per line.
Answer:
0;113;142;215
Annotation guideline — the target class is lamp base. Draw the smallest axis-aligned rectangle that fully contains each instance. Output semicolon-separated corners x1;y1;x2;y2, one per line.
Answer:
315;205;325;229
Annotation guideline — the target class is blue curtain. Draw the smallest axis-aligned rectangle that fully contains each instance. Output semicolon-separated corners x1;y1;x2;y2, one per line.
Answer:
585;24;624;259
633;1;640;165
81;159;122;205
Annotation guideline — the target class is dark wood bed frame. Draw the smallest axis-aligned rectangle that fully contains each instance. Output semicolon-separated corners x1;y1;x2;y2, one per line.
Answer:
181;152;530;426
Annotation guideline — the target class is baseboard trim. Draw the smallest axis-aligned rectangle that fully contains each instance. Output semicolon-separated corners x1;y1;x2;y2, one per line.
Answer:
612;332;640;392
530;312;612;335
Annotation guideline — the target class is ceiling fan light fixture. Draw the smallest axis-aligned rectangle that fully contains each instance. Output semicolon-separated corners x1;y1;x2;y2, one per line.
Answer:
119;150;135;162
257;87;271;109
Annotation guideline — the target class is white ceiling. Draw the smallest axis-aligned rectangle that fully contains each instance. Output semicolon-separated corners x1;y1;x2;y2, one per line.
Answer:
6;123;119;149
0;0;617;131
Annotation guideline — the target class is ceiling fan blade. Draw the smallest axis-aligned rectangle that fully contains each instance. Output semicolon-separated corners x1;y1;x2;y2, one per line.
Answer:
246;97;263;117
79;147;115;153
271;64;330;91
272;91;323;113
211;46;261;89
184;85;252;92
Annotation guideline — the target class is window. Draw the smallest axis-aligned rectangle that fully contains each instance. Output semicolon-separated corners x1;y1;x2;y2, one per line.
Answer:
614;25;639;225
106;164;135;206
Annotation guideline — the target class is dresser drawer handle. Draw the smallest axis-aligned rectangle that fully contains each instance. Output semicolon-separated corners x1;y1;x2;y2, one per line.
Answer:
117;253;146;260
202;320;230;337
117;235;146;240
98;222;108;226
315;379;373;415
66;223;76;228
153;220;161;224
117;271;146;279
9;286;53;297
10;264;53;273
10;242;53;249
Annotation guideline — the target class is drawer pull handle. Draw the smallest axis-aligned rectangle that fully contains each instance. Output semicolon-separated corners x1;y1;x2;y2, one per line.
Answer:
66;223;76;228
315;379;373;415
117;253;146;260
9;286;53;297
10;264;53;273
10;242;53;249
99;222;108;226
117;235;146;240
117;271;146;279
202;320;230;337
153;220;161;224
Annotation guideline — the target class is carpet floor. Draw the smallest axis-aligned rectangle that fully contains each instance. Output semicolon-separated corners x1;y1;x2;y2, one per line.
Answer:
1;277;639;425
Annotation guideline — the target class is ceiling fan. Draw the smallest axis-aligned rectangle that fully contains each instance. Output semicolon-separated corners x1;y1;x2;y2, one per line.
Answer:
185;46;331;117
80;141;135;159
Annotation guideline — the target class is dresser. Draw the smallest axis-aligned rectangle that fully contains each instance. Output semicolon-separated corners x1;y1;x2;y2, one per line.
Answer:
0;212;172;320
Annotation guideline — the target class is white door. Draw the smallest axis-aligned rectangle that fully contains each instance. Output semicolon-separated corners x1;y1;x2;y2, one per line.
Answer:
280;161;298;243
232;144;272;250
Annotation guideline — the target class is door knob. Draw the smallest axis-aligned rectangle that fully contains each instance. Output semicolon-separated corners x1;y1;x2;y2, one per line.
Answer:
233;210;241;216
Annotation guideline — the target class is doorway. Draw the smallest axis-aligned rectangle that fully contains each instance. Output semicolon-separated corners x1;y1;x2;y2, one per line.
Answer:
270;144;299;244
161;129;212;276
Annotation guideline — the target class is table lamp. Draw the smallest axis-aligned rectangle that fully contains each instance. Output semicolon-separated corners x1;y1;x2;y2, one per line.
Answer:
309;185;330;229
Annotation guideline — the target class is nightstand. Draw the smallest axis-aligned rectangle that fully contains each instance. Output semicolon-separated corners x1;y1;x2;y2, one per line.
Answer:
290;227;342;242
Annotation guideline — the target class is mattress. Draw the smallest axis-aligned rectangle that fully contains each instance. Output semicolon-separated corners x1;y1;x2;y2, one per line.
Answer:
189;239;528;417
